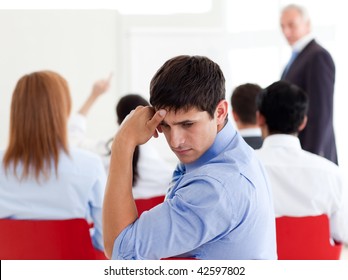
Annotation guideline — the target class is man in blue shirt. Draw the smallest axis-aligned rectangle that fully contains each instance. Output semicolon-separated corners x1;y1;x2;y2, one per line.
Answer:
103;55;276;260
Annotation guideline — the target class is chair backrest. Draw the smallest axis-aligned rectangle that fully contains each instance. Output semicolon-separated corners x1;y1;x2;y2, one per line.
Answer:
0;218;107;260
135;195;165;216
276;214;342;260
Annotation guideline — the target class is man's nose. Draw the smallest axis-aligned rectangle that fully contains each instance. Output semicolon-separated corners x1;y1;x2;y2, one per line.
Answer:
169;128;185;148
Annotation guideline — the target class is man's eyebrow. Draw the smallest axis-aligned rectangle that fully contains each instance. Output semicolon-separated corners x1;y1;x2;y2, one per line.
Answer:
160;119;195;126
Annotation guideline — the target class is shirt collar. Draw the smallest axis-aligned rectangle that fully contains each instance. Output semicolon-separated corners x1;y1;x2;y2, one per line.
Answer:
238;127;262;137
185;120;236;173
292;33;314;53
261;134;302;150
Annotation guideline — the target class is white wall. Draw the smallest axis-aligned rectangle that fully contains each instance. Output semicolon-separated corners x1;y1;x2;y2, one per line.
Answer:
0;10;119;149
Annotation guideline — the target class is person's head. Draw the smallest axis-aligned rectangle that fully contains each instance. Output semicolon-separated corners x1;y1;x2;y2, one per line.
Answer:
231;83;262;129
256;80;308;138
116;94;149;125
3;70;71;180
149;55;228;164
280;4;311;46
114;94;150;185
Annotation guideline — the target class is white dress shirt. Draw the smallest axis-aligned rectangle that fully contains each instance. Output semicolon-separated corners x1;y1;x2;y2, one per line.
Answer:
255;134;348;244
292;32;315;53
238;127;262;138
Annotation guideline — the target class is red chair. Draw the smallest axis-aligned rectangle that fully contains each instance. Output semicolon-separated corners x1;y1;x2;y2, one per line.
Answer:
276;214;342;260
0;218;108;260
135;195;165;216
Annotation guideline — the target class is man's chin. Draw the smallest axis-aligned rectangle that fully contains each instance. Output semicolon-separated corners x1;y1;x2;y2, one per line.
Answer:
175;154;197;164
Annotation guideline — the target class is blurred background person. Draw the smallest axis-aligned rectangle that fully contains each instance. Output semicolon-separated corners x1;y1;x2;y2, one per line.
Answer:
280;4;337;164
256;80;348;245
231;83;263;149
0;70;106;252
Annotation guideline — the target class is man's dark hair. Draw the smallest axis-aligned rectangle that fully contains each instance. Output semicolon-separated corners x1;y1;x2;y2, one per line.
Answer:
231;83;262;124
256;81;309;134
149;55;226;118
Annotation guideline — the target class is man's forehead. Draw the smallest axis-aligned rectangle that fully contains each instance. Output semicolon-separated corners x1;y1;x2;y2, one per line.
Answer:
160;108;208;123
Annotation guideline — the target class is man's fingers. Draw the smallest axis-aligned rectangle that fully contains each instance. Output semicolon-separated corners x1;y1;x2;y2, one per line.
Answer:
147;109;166;130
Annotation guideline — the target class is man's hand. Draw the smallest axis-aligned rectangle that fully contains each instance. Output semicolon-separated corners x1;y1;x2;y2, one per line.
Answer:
91;73;112;98
114;106;167;149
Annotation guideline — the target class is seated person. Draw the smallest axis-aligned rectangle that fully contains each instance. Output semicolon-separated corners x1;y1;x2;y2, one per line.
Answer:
231;83;263;149
255;80;348;245
103;55;277;260
0;71;106;251
69;79;174;198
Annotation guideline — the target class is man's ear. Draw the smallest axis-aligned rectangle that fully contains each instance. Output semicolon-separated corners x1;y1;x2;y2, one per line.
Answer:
215;100;228;126
298;115;308;132
232;110;239;123
256;111;265;126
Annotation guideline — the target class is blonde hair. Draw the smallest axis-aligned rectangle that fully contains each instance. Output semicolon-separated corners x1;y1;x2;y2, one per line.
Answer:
3;70;71;180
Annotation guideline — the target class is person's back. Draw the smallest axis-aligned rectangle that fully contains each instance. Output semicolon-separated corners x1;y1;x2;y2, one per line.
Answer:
231;83;263;149
255;81;348;244
0;71;106;251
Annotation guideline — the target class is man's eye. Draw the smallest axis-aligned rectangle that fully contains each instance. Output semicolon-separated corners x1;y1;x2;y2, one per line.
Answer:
182;123;193;128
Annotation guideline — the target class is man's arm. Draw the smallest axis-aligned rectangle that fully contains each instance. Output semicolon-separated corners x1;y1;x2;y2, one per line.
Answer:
102;106;166;258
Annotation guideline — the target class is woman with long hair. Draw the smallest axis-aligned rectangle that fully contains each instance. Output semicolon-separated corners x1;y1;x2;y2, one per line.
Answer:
0;70;106;251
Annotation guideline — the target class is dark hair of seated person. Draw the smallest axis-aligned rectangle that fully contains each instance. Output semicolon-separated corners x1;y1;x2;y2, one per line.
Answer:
105;94;150;185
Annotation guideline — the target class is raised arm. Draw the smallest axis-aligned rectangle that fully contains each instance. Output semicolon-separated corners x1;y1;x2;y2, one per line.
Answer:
78;73;112;116
102;106;166;258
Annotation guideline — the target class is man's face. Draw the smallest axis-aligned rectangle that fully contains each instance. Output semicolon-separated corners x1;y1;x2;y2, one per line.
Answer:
158;107;220;164
280;8;310;46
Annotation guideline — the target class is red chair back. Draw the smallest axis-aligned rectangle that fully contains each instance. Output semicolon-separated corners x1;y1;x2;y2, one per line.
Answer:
135;195;165;216
276;214;342;260
0;218;107;260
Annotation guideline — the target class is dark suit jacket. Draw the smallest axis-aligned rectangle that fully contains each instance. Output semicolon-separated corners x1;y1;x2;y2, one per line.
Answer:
243;136;263;150
281;39;338;164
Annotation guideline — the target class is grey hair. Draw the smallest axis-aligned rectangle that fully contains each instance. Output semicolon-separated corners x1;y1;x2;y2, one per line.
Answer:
281;4;310;22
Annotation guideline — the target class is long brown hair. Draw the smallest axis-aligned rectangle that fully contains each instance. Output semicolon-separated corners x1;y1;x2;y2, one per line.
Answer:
3;70;71;180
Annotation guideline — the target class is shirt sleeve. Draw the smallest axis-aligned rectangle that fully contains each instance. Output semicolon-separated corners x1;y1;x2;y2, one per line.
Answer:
112;176;236;260
88;158;107;251
68;113;87;147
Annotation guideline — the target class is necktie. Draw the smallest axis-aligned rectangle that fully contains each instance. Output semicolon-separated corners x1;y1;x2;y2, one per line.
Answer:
283;50;298;76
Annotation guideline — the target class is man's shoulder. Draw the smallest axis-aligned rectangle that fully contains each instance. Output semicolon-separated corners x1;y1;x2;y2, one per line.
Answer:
302;149;340;171
304;40;333;59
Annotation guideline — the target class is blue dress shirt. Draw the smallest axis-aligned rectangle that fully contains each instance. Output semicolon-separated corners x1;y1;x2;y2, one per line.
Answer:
113;121;276;259
0;148;106;251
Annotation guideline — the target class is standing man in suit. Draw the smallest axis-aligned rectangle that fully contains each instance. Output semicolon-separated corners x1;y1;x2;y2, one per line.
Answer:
231;83;263;149
280;4;338;164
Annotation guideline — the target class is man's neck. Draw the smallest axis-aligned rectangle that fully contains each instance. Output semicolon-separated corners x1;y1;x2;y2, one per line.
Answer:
236;123;259;130
292;33;314;52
